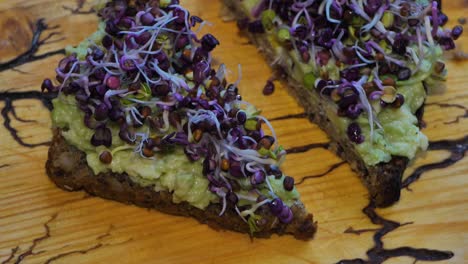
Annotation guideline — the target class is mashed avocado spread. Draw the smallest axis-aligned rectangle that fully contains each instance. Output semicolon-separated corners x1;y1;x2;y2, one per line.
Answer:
240;0;434;166
52;95;217;209
281;45;429;166
52;95;299;208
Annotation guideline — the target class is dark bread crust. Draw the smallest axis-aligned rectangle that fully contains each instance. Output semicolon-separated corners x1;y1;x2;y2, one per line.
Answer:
46;129;316;239
223;0;426;207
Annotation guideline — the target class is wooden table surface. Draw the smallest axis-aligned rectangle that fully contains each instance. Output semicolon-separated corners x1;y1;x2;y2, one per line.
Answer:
0;0;467;263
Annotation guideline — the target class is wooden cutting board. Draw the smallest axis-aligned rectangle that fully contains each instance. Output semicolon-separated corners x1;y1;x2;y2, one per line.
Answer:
0;1;467;263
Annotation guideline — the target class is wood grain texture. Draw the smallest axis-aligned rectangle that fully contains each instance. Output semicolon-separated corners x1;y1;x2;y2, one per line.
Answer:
0;0;467;263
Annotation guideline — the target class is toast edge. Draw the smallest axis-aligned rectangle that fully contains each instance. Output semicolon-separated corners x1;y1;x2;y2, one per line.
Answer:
45;129;317;240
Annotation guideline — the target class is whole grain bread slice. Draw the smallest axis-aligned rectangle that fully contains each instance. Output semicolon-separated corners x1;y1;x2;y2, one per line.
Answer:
223;0;427;207
46;129;316;239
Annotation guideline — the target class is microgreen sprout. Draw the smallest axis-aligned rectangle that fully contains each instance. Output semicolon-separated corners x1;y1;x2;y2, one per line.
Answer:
43;0;298;233
245;0;461;144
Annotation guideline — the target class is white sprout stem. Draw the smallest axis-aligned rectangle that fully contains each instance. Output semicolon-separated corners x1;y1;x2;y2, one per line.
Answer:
424;16;435;46
133;131;150;157
170;4;191;35
350;0;371;21
362;5;386;32
58;61;81;90
325;0;341;24
102;66;123;76
236;193;258;202
136;63;163;85
126;98;157;105
240;199;271;217
129;107;144;125
104;89;128;108
355;49;375;64
318;0;326;15
264;175;277;197
373;68;384;90
235;206;248;223
292;8;306;27
219;195;227;216
216;64;227;82
256;115;278;149
352;76;379;142
234;64;242;87
161;110;170;132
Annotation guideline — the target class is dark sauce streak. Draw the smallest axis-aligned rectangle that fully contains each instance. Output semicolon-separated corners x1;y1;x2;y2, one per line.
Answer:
0;91;57;148
0;91;57;111
426;102;468;125
402;136;468;190
344;222;413;236
338;136;466;263
11;68;30;75
8;215;119;264
344;227;379;236
269;112;307;121
96;224;115;240
10;104;36;123
43;244;103;264
337;203;454;264
295;161;346;185
285;142;330;154
1;246;19;264
14;214;58;264
62;0;95;15
1;98;48;148
0;19;65;73
43;224;131;264
0;164;10;169
1;98;50;148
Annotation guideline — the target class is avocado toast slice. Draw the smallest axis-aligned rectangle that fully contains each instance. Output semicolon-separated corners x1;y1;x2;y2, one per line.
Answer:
42;0;316;239
224;0;462;207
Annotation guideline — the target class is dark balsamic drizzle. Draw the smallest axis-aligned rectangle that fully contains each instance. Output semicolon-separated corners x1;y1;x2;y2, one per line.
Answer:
14;214;57;264
0;19;64;73
285;142;330;154
1;246;19;264
0;91;57;148
426;102;468;124
344;227;380;236
42;226;132;264
10;103;36;123
403;136;468;190
336;203;454;264
62;0;95;15
11;68;30;75
337;136;466;263
4;212;130;264
0;91;56;111
344;222;413;236
269;112;308;121
295;161;346;185
43;244;103;264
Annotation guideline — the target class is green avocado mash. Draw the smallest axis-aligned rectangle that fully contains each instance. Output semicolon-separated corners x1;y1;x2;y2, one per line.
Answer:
52;95;299;208
282;46;429;166
240;0;432;166
264;41;429;165
52;95;217;209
